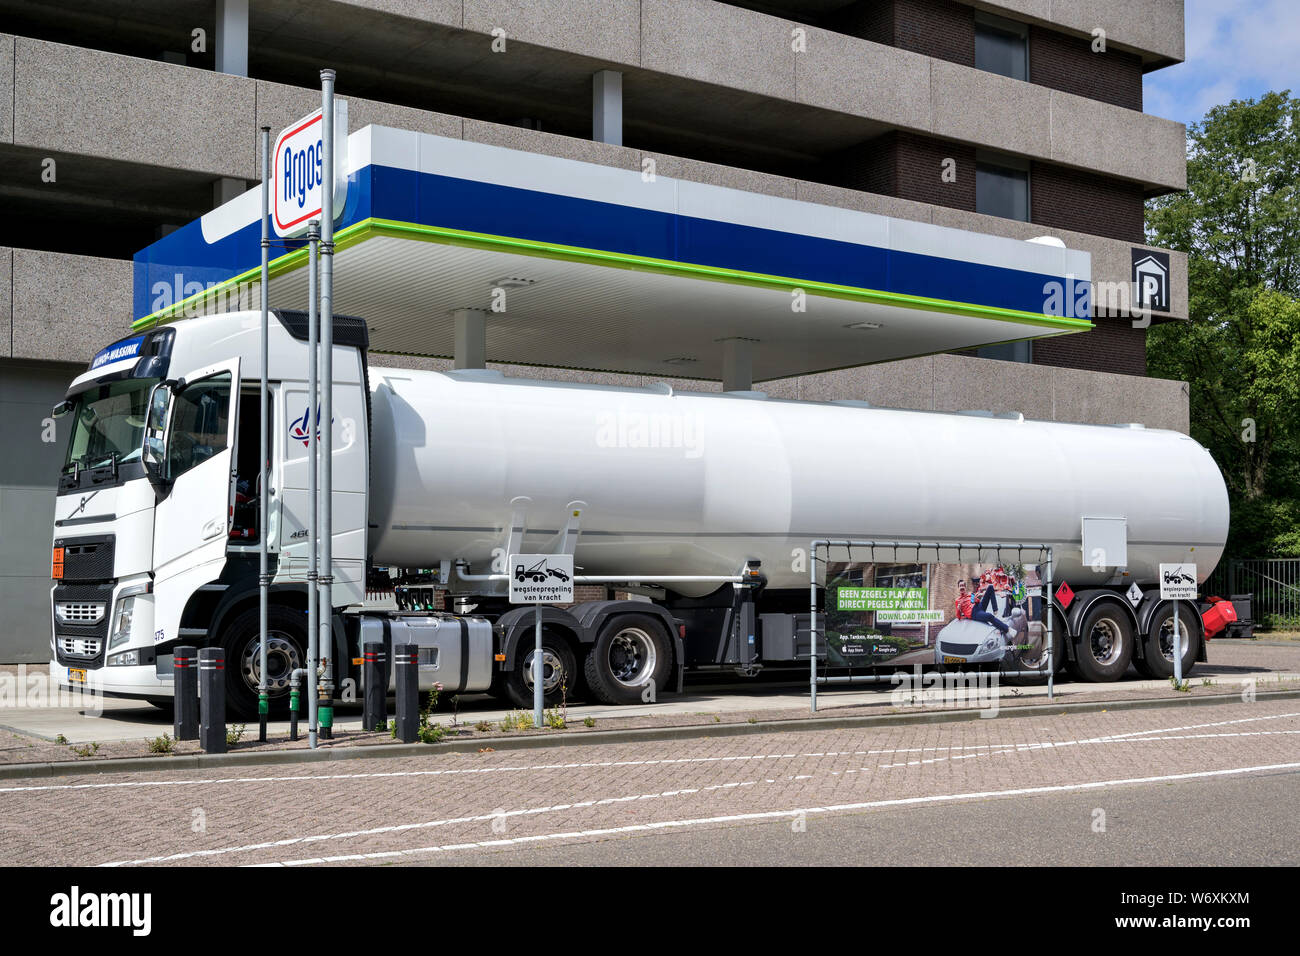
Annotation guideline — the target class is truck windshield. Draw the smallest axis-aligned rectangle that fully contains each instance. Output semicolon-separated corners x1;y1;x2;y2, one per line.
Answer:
62;379;156;472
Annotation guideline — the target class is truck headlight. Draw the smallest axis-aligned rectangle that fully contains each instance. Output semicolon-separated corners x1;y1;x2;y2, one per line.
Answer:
108;649;140;667
108;595;136;649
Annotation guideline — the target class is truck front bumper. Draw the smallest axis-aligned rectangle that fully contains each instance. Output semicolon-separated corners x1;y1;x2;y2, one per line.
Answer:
50;659;172;700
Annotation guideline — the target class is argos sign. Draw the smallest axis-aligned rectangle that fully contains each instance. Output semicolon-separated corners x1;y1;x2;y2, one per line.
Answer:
272;100;348;238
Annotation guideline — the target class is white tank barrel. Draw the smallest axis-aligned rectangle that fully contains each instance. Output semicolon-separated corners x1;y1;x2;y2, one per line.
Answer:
367;368;1229;594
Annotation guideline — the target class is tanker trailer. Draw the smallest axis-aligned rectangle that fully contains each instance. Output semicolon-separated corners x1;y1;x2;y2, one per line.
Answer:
366;365;1230;697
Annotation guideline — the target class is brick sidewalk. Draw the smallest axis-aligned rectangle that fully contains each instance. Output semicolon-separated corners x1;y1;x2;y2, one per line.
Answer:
2;697;1296;866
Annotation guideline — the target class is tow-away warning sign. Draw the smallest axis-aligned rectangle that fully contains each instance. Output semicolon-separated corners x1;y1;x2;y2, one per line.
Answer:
508;554;574;604
1159;563;1197;601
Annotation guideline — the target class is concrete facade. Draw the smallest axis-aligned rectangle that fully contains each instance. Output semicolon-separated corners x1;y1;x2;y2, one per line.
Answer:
0;0;1189;661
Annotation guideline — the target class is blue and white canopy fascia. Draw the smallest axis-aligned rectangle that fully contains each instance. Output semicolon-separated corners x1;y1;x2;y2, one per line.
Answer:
132;125;1092;381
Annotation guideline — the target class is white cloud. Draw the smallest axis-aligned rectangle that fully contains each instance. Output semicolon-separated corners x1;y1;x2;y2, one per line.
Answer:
1143;0;1300;124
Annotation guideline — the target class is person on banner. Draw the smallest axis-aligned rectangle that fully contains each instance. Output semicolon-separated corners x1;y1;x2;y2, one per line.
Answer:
967;569;1019;640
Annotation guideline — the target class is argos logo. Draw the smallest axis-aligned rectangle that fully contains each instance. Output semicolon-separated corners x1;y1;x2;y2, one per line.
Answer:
272;101;348;238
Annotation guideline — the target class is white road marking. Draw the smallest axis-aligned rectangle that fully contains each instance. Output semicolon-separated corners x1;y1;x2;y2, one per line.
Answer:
7;710;1298;795
258;760;1300;866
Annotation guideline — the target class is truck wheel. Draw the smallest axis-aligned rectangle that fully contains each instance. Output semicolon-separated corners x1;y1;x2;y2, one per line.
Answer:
1139;603;1199;680
220;605;308;719
583;614;673;705
503;631;577;710
1066;603;1134;682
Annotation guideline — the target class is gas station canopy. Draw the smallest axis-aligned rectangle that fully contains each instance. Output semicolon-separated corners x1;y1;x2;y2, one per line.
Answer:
133;125;1092;382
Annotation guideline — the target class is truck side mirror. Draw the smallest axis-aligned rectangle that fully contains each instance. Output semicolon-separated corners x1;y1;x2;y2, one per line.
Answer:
142;382;172;487
51;399;73;419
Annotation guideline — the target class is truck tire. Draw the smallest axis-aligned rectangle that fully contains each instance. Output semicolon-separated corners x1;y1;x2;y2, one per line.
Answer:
1139;603;1199;680
583;614;673;705
1066;603;1134;682
503;631;577;710
219;605;308;719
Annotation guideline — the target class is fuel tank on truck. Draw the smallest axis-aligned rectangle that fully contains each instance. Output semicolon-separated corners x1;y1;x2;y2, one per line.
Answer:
366;368;1230;596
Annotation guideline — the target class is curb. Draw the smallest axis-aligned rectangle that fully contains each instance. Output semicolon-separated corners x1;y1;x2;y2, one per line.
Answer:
2;687;1297;781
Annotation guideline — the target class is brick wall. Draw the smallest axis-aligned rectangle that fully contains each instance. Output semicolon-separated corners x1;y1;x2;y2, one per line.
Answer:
896;132;975;209
1028;26;1143;111
831;131;976;210
1031;316;1148;376
1030;161;1146;243
826;0;894;46
832;0;975;65
893;0;975;65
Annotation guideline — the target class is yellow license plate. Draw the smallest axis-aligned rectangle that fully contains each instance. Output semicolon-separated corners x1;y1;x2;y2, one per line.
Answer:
943;656;966;665
68;667;86;684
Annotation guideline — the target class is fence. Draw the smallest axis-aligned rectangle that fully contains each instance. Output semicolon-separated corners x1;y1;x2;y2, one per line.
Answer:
1204;558;1300;630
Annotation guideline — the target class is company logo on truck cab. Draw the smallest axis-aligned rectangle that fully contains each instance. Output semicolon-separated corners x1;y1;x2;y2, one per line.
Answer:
288;405;333;447
89;336;145;371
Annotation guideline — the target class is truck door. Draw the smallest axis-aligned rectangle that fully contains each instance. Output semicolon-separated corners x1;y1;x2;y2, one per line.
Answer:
153;359;240;594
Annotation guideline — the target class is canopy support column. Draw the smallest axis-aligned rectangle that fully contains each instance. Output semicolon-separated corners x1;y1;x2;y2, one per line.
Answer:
722;337;754;392
454;308;487;369
215;0;249;76
593;70;623;146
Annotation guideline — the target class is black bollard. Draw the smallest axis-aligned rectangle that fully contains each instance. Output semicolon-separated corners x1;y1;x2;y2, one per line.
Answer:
394;644;419;743
289;670;301;742
198;647;227;754
173;646;199;741
363;642;387;732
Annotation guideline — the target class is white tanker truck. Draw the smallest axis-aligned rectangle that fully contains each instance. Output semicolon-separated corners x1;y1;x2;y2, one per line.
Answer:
49;311;1230;716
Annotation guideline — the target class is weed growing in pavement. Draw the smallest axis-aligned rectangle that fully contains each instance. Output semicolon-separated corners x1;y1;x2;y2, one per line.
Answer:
583;716;596;728
417;684;447;743
1169;676;1191;692
475;720;492;732
69;741;101;757
148;733;175;754
499;710;535;732
225;724;246;747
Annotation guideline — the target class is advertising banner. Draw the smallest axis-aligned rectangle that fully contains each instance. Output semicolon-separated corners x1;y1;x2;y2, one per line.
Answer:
826;559;1048;673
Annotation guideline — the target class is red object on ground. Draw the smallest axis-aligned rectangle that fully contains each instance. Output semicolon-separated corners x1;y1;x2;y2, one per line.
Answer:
1201;597;1238;639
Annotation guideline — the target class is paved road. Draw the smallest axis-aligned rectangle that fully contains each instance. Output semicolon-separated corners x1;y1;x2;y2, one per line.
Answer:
6;640;1297;744
3;698;1297;866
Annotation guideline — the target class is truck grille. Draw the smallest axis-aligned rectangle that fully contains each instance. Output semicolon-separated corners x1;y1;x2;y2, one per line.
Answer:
55;534;115;582
59;637;103;660
54;602;106;625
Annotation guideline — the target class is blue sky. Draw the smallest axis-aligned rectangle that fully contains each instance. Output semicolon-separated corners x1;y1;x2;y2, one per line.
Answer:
1143;0;1299;126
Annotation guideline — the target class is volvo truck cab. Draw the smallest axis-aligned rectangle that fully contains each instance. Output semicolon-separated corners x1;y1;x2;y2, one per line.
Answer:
49;311;370;714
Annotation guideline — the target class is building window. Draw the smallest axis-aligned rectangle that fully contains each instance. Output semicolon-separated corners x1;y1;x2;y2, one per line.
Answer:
976;161;1030;221
975;16;1028;81
975;341;1033;363
874;564;926;589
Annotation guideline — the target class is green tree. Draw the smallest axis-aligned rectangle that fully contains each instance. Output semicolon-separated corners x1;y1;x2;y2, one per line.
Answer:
1146;92;1300;556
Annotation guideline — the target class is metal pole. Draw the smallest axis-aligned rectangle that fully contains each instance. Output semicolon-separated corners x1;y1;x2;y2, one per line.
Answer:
1173;599;1183;685
533;606;544;728
257;125;271;742
318;68;337;739
1045;549;1055;700
809;540;821;714
306;220;320;750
